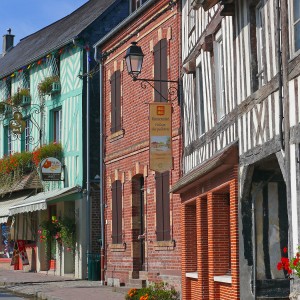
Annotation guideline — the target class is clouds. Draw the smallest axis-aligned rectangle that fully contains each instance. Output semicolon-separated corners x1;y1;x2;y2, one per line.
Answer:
0;0;88;43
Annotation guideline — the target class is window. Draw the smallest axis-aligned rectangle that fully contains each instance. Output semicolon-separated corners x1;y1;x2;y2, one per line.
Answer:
21;119;31;152
256;3;265;87
195;64;206;136
154;39;168;102
292;0;300;53
155;171;170;241
130;0;144;13
188;0;195;36
214;30;226;121
53;109;62;143
4;126;12;155
112;180;122;244
110;71;121;133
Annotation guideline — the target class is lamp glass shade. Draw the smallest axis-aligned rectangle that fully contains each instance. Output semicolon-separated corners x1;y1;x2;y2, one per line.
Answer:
124;42;144;78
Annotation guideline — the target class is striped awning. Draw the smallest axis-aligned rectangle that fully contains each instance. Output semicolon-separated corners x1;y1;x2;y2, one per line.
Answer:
9;186;81;215
0;196;29;224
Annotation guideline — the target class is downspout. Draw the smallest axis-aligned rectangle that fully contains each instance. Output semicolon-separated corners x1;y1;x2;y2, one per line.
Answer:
277;0;284;151
86;45;91;275
252;195;257;299
94;49;105;284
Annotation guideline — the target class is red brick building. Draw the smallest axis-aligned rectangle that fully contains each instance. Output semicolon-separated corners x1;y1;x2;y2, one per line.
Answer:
94;0;182;289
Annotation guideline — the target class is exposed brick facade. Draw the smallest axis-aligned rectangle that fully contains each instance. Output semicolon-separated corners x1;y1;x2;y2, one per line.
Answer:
180;163;239;300
100;0;182;290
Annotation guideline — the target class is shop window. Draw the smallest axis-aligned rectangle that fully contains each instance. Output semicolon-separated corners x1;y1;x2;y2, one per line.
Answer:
214;29;226;121
155;171;170;241
112;180;122;244
0;222;14;258
110;70;121;133
154;39;168;102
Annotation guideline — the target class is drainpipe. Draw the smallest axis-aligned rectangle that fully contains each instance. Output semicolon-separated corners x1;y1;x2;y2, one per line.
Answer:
252;194;257;299
94;49;105;284
86;45;91;276
277;0;284;151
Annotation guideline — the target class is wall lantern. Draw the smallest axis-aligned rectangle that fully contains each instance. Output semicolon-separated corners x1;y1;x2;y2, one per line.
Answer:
124;42;181;103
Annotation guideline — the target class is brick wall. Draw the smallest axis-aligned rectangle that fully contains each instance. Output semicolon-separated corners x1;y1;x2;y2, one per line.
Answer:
181;165;240;300
101;0;182;289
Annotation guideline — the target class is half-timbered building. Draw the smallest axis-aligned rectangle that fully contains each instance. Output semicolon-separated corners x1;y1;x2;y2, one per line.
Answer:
172;0;298;299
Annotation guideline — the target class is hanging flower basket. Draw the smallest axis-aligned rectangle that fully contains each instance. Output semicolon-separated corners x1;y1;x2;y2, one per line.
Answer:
11;88;31;106
38;76;60;95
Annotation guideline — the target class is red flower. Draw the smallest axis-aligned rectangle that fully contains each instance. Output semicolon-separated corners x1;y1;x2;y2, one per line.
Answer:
288;269;292;274
283;247;288;253
277;262;283;270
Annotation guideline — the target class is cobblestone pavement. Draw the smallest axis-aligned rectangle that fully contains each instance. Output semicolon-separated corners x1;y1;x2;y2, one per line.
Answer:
0;270;126;300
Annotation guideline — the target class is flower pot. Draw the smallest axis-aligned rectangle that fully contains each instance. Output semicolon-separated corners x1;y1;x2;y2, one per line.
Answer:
49;259;56;270
20;95;31;107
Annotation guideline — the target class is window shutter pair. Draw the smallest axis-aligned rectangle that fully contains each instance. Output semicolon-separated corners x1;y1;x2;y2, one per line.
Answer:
112;180;122;244
111;71;121;133
156;171;171;241
153;39;168;102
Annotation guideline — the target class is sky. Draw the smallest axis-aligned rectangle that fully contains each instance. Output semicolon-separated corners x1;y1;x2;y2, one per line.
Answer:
0;0;89;44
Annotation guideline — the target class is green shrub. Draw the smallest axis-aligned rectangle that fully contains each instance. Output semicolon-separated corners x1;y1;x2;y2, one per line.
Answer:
125;282;180;300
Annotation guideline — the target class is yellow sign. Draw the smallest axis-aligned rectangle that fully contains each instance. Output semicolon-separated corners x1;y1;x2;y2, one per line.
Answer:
149;102;172;173
9;112;26;134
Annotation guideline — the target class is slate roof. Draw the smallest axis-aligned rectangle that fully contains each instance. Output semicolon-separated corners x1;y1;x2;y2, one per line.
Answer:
0;0;117;78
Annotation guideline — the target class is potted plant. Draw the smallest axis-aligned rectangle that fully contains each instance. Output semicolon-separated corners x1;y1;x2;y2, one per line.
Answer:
32;142;62;166
38;75;60;95
11;88;31;106
57;217;76;252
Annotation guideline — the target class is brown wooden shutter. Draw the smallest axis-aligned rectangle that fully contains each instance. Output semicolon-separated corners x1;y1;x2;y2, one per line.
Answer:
110;73;116;133
110;71;121;133
156;171;170;241
112;180;122;244
115;70;121;132
162;171;170;240
154;39;168;102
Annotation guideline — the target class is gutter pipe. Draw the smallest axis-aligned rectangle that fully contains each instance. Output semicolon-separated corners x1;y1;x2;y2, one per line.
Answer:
86;46;91;277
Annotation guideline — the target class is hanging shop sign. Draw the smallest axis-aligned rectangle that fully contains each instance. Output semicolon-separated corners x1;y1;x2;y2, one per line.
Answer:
9;112;26;134
149;102;173;173
40;157;62;181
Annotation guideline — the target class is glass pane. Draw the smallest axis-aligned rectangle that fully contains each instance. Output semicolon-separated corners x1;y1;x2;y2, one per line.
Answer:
294;0;300;22
295;22;300;51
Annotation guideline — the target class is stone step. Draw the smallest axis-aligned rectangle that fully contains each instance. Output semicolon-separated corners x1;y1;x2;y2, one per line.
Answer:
128;278;146;288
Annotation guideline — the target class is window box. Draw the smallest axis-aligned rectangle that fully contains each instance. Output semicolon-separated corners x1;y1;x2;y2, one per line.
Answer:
12;88;31;106
38;76;60;96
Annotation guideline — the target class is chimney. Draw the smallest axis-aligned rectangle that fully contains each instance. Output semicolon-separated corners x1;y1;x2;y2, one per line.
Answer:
2;28;14;56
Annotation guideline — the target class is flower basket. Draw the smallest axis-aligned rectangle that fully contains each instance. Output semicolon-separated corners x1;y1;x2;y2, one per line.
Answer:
12;88;31;106
38;76;60;95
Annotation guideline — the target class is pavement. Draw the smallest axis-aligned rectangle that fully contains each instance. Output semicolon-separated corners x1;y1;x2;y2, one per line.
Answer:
0;270;126;300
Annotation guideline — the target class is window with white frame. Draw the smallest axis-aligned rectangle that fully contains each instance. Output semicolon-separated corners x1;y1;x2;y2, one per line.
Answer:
24;119;31;152
53;109;62;143
256;3;265;87
195;64;206;136
5;126;12;155
291;0;300;53
214;30;226;121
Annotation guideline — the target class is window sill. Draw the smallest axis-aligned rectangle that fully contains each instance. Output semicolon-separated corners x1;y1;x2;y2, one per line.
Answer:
186;272;198;279
110;129;124;142
153;240;175;251
110;243;126;252
213;275;232;284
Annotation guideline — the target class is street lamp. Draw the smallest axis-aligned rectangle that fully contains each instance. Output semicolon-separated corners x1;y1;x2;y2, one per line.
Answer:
124;42;180;103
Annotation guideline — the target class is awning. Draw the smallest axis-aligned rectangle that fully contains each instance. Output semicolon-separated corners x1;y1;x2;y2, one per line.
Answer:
9;186;81;215
170;143;238;194
0;195;28;223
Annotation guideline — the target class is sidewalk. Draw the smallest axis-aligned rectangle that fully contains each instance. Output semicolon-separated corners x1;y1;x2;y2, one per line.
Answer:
0;270;126;300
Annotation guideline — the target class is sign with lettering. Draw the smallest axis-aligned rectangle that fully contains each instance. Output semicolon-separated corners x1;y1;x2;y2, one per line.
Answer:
149;102;173;173
9;112;26;134
40;157;62;181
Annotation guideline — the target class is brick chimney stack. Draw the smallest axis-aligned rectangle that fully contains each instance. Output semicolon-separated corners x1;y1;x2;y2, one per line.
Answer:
2;28;14;56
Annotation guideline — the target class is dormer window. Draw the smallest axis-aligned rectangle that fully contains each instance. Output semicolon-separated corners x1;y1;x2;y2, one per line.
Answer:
130;0;144;13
